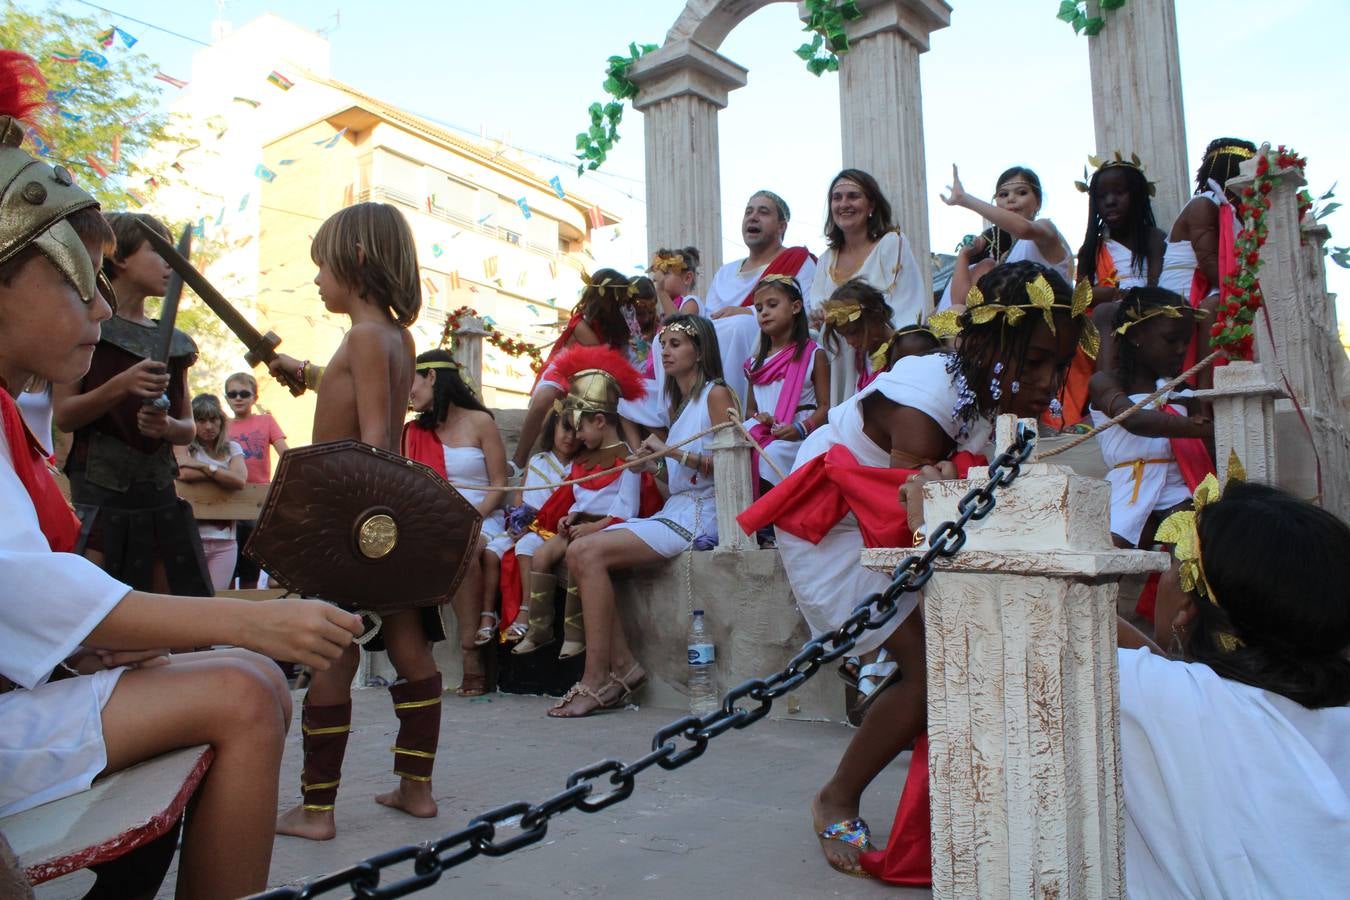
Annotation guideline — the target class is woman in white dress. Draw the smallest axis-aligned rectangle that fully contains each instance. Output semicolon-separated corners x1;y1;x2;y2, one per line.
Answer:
807;169;929;404
550;315;736;718
1160;138;1256;300
1118;479;1350;897
937;165;1073;311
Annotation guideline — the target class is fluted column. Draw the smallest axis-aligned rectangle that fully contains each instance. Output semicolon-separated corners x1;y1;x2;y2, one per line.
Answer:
836;0;951;298
1087;0;1189;227
629;39;748;274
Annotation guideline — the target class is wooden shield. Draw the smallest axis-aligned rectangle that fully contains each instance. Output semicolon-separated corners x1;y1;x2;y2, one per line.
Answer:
244;440;482;613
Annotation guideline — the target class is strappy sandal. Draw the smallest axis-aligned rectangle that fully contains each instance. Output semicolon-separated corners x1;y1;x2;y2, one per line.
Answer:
455;670;487;697
546;682;611;718
813;815;875;879
851;651;901;720
600;663;648;709
503;606;529;644
472;611;499;647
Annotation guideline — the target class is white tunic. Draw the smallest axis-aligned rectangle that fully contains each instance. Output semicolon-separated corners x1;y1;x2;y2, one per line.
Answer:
743;346;822;487
606;382;719;557
777;353;992;655
1105;237;1149;290
808;231;928;405
1119;647;1350;898
514;450;569;558
654;255;817;410
0;423;132;818
443;445;511;557
935;226;1074;312
1089;386;1192;546
1161;188;1224;297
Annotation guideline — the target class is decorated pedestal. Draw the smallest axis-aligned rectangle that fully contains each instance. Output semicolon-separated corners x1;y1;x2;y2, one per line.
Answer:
1192;360;1283;485
708;425;755;551
863;417;1169;899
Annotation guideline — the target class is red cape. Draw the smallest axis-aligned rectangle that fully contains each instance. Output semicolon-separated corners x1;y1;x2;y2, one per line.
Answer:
1;387;79;552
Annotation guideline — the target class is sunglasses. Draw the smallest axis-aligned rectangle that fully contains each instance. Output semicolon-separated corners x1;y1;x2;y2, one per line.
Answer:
225;390;253;399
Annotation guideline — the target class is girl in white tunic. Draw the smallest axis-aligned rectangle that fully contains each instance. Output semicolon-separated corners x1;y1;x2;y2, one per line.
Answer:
936;165;1074;312
1088;287;1214;547
1119;479;1350;898
404;350;509;695
742;262;1096;877
549;315;736;718
807;169;929;405
0;77;359;896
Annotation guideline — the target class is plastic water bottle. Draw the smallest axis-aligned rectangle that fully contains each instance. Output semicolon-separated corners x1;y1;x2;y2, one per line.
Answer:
687;610;718;716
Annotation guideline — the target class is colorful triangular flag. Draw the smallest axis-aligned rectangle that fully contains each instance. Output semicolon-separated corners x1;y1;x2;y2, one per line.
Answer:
233;96;261;108
431;243;444;258
266;71;294;91
96;27;116;47
238;193;250;211
79;50;108;69
49;51;81;64
254;164;277;183
155;72;188;89
110;133;121;164
449;271;462;291
314;127;347;149
586;205;604;229
516;197;531;220
114;27;137;48
84;154;109;178
483;256;499;279
548;175;565;200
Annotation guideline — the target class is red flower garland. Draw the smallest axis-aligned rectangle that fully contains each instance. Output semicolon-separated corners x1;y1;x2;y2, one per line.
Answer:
1213;145;1307;361
438;306;546;373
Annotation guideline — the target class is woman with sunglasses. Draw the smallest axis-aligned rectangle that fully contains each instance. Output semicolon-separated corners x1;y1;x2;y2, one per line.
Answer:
225;372;287;591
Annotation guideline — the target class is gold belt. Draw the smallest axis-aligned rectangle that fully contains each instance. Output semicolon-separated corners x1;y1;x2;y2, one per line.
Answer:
1112;457;1172;503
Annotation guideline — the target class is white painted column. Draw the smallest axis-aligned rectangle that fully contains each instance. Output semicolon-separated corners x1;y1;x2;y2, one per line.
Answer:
1087;0;1189;227
708;425;755;551
1227;152;1350;515
836;0;951;298
629;39;748;274
1193;361;1283;486
450;314;488;395
863;417;1169;899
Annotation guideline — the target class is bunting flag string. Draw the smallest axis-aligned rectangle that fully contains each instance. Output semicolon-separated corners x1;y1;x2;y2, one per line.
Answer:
110;133;121;164
238;193;250;211
154;72;188;89
266;71;294;90
516;197;532;219
79;49;108;69
586;204;604;229
233;96;261;108
49;51;81;64
58;110;83;122
254;164;277;183
431;243;444;258
46;87;77;102
314;127;347;149
483;256;499;279
449;271;462;290
548;175;565;199
96;27;116;47
84;154;109;178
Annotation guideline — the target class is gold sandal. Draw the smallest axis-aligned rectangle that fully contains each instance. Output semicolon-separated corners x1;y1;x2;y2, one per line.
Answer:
546;682;611;719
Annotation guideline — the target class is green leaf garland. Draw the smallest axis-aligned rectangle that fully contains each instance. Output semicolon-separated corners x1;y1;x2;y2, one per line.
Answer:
797;0;863;76
574;42;657;175
1056;0;1128;37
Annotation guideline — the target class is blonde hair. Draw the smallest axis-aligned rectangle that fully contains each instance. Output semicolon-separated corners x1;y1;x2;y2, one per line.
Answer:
190;393;231;458
310;202;421;326
225;371;257;394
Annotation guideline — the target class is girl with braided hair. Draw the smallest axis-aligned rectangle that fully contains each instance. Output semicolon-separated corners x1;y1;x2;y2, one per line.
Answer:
1161;138;1257;300
741;260;1095;878
512;267;638;472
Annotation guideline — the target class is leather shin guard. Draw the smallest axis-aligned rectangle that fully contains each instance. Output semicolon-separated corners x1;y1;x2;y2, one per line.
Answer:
513;571;556;653
390;674;442;782
560;583;585;658
300;697;352;811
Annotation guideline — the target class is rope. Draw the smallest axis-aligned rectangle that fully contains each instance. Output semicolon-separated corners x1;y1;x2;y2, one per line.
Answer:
443;419;738;492
729;411;788;482
1034;349;1224;461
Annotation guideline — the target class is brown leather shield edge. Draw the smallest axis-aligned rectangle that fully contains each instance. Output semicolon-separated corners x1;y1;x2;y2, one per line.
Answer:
244;440;482;614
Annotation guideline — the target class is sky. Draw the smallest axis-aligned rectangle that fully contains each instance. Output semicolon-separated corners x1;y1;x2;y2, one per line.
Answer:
36;0;1350;321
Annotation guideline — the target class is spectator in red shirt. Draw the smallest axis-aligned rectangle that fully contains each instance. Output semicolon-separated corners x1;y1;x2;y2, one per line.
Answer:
224;372;287;589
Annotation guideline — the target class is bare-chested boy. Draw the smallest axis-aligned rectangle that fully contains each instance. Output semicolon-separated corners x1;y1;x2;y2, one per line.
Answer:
267;202;441;840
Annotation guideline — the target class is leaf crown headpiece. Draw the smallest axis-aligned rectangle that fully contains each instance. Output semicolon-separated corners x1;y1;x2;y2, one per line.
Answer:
928;275;1101;358
1074;151;1157;197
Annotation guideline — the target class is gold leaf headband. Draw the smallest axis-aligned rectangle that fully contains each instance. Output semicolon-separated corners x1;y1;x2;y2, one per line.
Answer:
1074;151;1157;197
1115;303;1208;335
754;273;801;300
416;360;460;371
660;319;699;341
1154;451;1248;650
822;299;863;329
580;270;640;300
927;276;1100;357
649;251;688;275
1207;144;1255;162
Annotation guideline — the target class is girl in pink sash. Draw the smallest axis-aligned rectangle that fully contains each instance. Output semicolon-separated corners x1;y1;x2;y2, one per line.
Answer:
743;275;829;505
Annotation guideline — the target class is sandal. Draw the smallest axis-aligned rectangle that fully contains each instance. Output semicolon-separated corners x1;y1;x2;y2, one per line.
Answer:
503;606;529;644
600;663;648;709
836;656;861;690
852;651;901;720
473;611;499;647
546;682;612;719
812;809;875;879
455;670;487;697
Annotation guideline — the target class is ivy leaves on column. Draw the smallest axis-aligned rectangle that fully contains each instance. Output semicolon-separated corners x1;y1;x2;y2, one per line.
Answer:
574;41;657;176
1057;0;1128;37
796;0;863;76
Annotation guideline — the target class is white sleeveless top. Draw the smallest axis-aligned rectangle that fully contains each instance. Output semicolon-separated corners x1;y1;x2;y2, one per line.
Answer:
442;445;505;537
1161;186;1224;297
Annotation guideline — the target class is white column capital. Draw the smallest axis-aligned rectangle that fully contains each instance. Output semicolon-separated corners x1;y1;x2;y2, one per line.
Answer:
628;39;748;111
840;0;952;51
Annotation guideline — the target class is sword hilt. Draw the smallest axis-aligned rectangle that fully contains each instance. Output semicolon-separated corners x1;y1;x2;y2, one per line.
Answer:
245;331;306;397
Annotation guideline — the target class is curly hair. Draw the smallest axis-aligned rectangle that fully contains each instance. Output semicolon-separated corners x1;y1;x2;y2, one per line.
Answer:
1195;137;1257;194
945;261;1078;426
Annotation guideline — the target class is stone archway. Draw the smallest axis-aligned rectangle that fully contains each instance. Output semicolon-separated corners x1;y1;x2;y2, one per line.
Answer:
628;0;952;292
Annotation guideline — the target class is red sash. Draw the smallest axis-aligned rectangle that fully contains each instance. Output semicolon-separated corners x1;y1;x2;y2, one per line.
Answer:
737;246;815;307
1183;198;1237;373
401;421;447;478
858;733;932;885
737;444;985;549
1;388;79;552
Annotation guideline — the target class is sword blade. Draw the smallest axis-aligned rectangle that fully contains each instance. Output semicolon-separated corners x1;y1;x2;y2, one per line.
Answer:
151;226;191;363
134;219;271;358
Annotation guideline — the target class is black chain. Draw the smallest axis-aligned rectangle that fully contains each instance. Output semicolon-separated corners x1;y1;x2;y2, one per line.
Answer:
251;424;1036;900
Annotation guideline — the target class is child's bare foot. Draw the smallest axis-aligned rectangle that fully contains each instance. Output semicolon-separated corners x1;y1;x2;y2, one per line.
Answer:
811;789;873;878
275;803;336;841
374;781;438;818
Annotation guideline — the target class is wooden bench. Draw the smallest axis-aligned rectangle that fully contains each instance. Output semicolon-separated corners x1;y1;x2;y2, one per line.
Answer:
177;481;279;601
0;745;212;888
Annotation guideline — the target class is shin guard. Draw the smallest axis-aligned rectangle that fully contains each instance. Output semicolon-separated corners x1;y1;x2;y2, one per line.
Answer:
300;697;352;811
390;674;442;783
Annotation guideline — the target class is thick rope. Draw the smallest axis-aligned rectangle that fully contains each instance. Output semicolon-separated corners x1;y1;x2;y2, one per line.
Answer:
1034;349;1224;461
729;412;789;482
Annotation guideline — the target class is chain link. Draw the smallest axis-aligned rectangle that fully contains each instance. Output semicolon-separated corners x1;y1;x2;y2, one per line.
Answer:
250;424;1036;900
